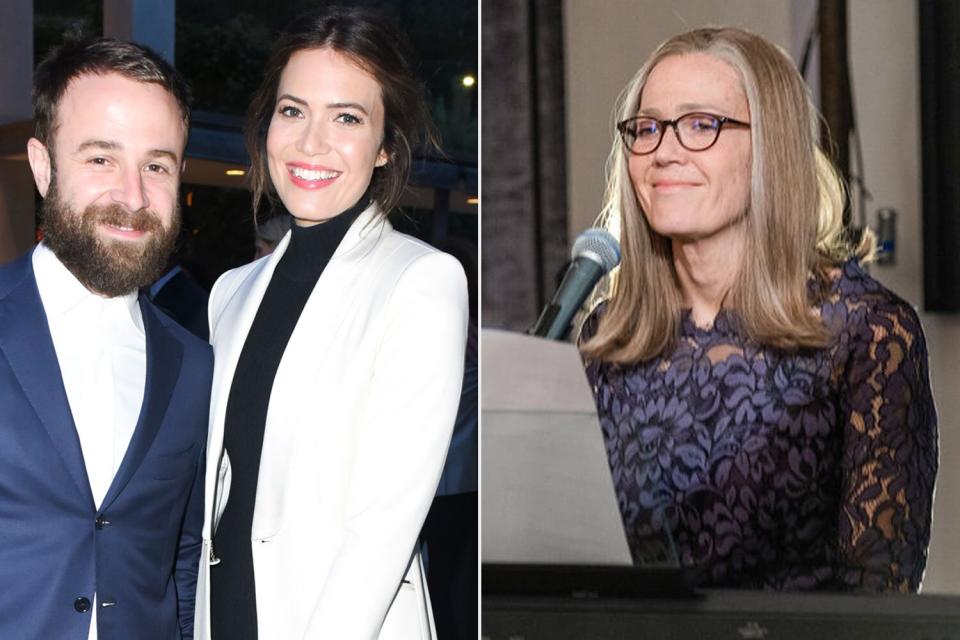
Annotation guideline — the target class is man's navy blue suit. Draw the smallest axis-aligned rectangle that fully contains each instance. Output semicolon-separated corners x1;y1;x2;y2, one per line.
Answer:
0;250;212;639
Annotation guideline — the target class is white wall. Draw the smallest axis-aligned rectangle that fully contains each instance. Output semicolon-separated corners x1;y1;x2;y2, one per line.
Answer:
563;0;959;593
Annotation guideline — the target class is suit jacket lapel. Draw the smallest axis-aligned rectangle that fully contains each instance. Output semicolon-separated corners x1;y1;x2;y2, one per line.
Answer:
100;298;182;510
0;254;94;507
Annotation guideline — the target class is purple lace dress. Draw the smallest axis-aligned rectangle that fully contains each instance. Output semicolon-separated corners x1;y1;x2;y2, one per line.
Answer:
582;262;937;591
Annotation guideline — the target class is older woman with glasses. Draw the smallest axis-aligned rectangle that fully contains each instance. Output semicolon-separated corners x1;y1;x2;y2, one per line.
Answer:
580;27;937;592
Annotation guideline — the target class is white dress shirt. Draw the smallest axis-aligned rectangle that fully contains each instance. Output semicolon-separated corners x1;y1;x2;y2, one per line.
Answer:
32;243;147;640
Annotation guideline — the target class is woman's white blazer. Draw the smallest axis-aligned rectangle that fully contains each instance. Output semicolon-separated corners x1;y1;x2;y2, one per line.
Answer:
193;205;468;639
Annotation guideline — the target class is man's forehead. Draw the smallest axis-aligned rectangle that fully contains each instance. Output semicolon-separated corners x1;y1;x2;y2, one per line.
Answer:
58;71;179;110
53;72;186;156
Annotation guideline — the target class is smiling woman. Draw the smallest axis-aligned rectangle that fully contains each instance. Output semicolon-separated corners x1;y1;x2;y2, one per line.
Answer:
193;6;468;640
580;27;938;593
265;47;388;224
627;53;752;293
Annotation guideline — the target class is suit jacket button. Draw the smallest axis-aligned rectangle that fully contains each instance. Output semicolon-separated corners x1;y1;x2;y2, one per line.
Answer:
74;597;91;613
95;516;110;530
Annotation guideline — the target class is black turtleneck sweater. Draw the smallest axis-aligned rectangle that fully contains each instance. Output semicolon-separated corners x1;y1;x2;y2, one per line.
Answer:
210;199;365;639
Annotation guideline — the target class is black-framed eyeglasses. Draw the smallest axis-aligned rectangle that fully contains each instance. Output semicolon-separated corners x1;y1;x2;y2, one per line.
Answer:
616;112;751;155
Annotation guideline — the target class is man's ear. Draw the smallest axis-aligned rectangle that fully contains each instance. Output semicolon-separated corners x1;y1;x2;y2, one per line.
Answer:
26;138;52;197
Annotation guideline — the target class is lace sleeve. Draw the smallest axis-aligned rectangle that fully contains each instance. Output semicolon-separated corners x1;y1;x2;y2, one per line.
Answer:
837;293;938;592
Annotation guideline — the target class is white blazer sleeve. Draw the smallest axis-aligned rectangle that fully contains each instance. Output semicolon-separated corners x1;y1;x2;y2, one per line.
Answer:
304;251;468;639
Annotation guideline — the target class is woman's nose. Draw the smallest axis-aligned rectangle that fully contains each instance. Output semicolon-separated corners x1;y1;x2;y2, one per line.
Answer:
296;121;332;155
652;124;685;164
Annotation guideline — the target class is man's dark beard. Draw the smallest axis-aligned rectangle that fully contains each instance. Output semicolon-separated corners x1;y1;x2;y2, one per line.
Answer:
42;182;181;298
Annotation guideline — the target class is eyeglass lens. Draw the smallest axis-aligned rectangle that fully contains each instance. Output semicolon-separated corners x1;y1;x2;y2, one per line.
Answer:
622;113;722;154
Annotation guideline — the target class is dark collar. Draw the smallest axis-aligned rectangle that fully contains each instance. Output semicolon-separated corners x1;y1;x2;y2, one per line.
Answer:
275;193;370;282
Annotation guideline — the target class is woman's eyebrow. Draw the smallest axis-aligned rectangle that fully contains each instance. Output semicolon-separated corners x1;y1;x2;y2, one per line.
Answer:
276;93;309;107
326;101;369;115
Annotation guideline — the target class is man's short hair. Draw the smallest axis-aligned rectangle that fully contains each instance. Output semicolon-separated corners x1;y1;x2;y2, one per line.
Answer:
33;36;192;148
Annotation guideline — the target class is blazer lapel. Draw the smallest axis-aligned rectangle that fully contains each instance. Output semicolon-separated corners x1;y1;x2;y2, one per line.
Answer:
0;254;94;507
251;208;388;538
212;208;382;436
250;258;364;539
266;208;389;405
203;241;288;539
99;299;182;510
283;206;389;369
272;249;369;383
209;236;288;431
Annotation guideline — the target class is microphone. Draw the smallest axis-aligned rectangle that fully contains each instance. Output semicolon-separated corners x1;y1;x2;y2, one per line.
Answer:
529;228;621;340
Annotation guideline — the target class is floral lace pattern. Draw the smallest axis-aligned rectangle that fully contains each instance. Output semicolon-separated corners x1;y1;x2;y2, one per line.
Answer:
582;261;937;591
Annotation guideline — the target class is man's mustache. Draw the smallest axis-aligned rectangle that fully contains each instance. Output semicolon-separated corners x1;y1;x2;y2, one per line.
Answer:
91;204;165;234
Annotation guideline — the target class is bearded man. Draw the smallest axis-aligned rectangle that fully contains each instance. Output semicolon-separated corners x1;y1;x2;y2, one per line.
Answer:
0;37;211;640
